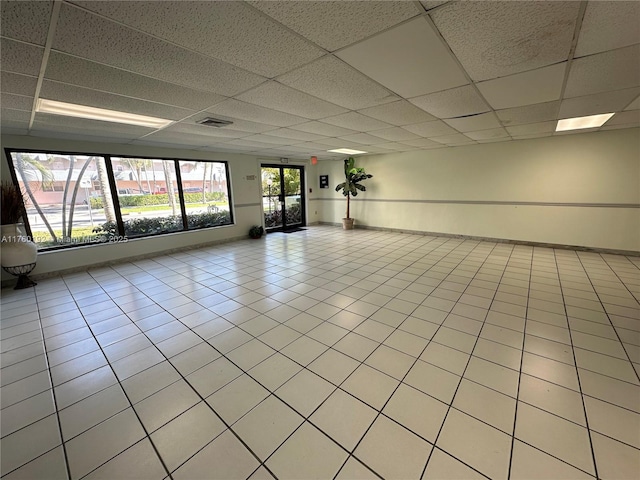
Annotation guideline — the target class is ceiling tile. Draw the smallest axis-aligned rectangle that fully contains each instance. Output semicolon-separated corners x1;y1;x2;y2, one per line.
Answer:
564;44;640;98
224;138;282;149
205;99;308;127
1;72;38;97
464;128;510;141
602;110;640;127
431;1;579;81
44;52;227;111
1;38;44;76
39;80;195;121
558;87;640;119
409;85;489;119
495;101;559;126
575;1;640;57
313;138;366;149
358;100;436;126
375;142;417;152
277;56;398;110
476;63;566;109
74;1;324;77
264;128;328;142
240;134;298;146
248;1;421;52
321;112;392;132
140;131;221;147
53;4;266;96
1;108;31;129
403;120;457;137
33;114;154;139
339;133;388;145
430;134;476;146
164;122;251;139
401;137;442;148
505;121;556;136
235;81;347;119
625;96;640;111
289;121;358;137
1;93;33;111
369;127;420;142
336;16;468;98
421;1;450;11
443;112;501;132
0;0;52;45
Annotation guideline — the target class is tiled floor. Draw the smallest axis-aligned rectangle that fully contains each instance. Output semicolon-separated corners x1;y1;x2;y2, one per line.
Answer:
1;226;639;479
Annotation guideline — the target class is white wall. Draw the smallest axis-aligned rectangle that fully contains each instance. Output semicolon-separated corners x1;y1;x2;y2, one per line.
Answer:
316;128;640;252
0;135;313;279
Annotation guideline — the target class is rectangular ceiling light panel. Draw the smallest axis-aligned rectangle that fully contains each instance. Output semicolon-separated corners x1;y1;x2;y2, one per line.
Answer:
555;113;615;131
328;148;368;155
36;99;173;128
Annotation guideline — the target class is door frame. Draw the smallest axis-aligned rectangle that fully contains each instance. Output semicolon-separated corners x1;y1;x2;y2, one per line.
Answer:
261;164;306;232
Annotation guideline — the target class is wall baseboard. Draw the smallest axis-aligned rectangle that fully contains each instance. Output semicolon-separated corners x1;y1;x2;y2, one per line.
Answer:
317;222;640;257
1;234;249;289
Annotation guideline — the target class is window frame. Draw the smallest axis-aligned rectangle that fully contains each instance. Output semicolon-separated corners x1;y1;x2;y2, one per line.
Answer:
4;148;234;252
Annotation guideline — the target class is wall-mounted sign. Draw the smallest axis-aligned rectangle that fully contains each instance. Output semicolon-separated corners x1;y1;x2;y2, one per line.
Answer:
319;175;329;189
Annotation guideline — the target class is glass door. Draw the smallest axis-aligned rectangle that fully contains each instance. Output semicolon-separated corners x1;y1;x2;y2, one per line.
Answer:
261;165;305;232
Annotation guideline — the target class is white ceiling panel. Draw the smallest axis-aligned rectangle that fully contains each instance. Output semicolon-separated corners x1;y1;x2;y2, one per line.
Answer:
247;1;421;52
430;134;476;146
358;100;436;126
240;134;299;146
53;4;266;97
277;56;398;110
558;88;640;119
321;112;392;132
443;112;501;132
0;0;52;46
495;101;559;126
477;63;566;109
264;128;328;142
223;138;282;149
564;44;640;98
601;110;640;128
44;52;227;111
339;133;388;145
402;137;442;148
313;138;366;149
1;72;38;97
464;128;510;141
73;1;324;78
140;131;221;147
505;121;556;136
625;96;640;111
375;142;417;152
1;93;33;111
403;120;457;137
164;122;251;139
409;85;489;119
1;108;31;128
33;114;154;139
236;81;347;119
205;99;308;128
421;1;450;11
369;127;420;142
337;17;468;98
289;121;358;137
1;38;44;76
575;1;640;57
40;80;196;121
431;1;579;82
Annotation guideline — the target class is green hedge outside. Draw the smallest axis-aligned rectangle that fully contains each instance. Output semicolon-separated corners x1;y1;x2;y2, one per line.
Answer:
90;192;226;209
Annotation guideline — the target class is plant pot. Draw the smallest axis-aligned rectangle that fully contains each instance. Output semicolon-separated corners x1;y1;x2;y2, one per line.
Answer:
342;218;355;230
1;224;37;268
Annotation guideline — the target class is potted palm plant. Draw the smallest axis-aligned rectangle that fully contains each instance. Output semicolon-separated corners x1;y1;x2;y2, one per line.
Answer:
335;157;373;230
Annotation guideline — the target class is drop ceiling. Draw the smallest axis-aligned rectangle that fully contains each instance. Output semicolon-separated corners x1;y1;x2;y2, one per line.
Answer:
1;0;638;160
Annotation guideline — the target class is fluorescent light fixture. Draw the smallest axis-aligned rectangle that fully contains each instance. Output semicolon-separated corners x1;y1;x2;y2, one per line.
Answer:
36;99;173;128
328;148;368;155
556;113;615;132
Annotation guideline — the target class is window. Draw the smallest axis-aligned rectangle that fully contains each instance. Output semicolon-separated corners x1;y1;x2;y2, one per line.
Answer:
5;150;234;251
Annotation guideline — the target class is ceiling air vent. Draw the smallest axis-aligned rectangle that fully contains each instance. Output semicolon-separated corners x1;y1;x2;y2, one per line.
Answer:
197;117;233;127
